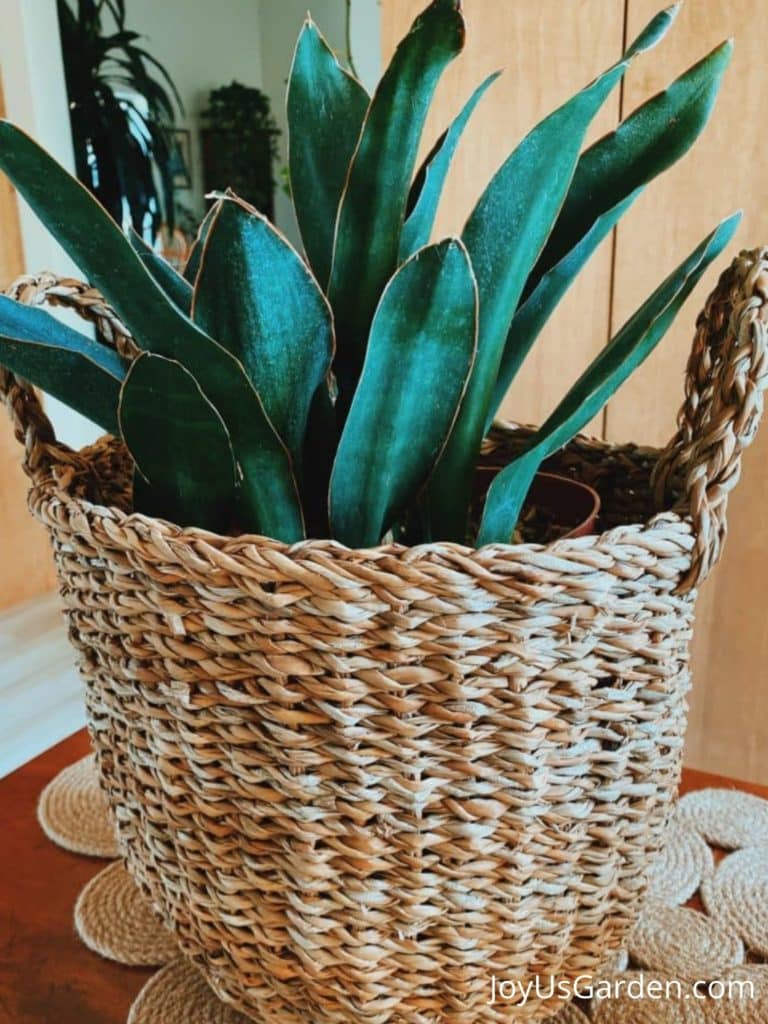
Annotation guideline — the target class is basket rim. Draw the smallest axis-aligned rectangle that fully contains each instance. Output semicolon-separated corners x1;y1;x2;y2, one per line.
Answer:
31;428;696;574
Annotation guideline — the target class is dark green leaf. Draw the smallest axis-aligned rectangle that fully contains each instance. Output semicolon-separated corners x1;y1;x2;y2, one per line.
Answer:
0;122;303;539
330;239;477;548
532;40;733;287
624;3;680;57
486;37;732;428
424;5;682;540
425;65;626;539
327;0;465;409
183;203;217;283
487;190;641;429
287;17;369;287
192;197;334;465
128;226;192;314
477;212;741;545
0;295;124;434
400;71;500;261
119;352;236;532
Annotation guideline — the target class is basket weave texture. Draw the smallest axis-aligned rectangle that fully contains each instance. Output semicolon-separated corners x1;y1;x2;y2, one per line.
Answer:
2;251;768;1023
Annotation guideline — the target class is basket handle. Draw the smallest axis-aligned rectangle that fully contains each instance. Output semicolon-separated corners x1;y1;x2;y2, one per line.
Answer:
654;247;768;593
0;273;136;480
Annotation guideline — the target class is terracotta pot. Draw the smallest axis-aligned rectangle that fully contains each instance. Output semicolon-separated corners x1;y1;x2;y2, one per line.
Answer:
474;467;601;541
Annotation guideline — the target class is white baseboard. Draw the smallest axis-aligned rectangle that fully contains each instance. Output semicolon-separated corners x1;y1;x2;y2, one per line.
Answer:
0;592;85;778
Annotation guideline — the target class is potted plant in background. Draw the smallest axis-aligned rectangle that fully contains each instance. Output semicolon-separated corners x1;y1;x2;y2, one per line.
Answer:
57;0;182;238
0;1;766;1020
200;82;280;219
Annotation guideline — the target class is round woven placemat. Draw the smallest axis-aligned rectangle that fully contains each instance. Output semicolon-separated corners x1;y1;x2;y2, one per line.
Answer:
127;958;250;1024
75;861;177;966
646;821;714;906
701;846;768;957
627;901;744;980
676;788;768;849
589;971;710;1023
708;965;768;1023
37;754;118;858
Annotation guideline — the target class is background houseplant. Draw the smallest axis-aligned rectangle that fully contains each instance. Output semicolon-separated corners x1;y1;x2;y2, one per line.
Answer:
200;82;280;219
0;1;738;550
57;0;182;236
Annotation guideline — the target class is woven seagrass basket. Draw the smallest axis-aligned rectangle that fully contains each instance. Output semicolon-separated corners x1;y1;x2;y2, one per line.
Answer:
3;249;768;1023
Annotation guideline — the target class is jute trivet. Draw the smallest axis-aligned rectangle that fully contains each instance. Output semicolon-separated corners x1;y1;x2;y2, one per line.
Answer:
627;901;744;980
676;788;768;849
701;846;768;957
74;861;177;966
646;821;714;906
707;965;768;1023
37;754;118;858
589;971;710;1023
127;958;250;1024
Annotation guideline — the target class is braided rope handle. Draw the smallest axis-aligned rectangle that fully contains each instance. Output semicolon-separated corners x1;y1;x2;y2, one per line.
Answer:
655;247;768;592
1;256;767;587
0;273;136;480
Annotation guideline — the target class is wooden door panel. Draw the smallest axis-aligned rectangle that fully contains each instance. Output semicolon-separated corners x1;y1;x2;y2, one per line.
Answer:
618;0;768;783
0;76;56;610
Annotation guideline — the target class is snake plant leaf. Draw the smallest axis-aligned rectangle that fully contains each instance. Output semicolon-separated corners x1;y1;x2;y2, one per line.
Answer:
327;0;465;408
128;227;192;314
288;17;369;287
486;37;733;428
477;211;741;546
119;352;237;532
182;202;217;283
0;295;125;435
192;197;334;467
424;5;683;541
330;239;477;548
0;121;303;539
624;2;681;58
301;381;338;538
486;190;642;430
531;40;733;292
399;70;500;261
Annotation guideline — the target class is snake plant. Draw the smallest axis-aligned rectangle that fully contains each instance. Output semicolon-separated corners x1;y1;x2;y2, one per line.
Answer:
0;0;739;546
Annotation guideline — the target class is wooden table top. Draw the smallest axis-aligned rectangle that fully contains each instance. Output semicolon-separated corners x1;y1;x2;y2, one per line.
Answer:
2;730;767;1024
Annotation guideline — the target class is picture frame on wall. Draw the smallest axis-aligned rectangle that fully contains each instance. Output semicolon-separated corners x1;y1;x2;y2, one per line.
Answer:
169;129;192;189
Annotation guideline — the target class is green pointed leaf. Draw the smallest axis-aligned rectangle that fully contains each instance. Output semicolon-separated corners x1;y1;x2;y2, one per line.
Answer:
327;0;465;408
128;226;192;313
183;203;217;283
487;190;641;429
486;36;731;430
119;352;237;532
192;197;334;466
624;3;680;58
533;40;733;288
0;122;303;540
330;239;477;548
425;68;626;539
477;212;741;546
0;295;124;434
486;37;732;428
424;5;683;540
400;71;500;261
288;18;369;287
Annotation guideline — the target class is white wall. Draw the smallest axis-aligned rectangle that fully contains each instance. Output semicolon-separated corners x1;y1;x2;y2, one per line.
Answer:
0;0;100;451
258;0;381;246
